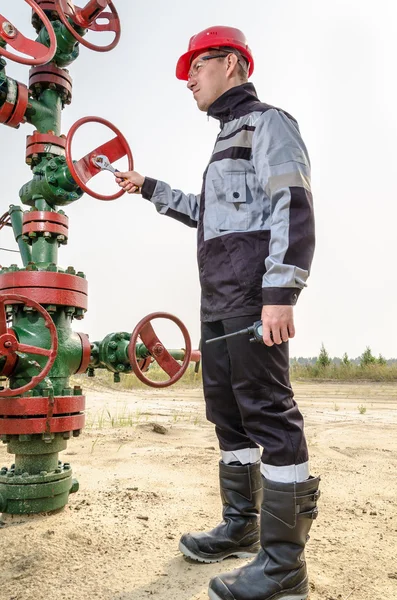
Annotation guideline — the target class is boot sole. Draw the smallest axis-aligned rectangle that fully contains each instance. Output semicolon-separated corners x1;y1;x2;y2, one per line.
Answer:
179;541;259;564
209;594;307;600
208;579;308;600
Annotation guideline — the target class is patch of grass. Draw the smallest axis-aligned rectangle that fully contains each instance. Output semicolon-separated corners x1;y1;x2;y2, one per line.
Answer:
358;404;367;415
290;363;397;382
85;406;144;429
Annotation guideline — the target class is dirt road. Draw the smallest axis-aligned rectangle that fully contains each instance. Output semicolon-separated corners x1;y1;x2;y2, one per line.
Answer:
1;381;396;600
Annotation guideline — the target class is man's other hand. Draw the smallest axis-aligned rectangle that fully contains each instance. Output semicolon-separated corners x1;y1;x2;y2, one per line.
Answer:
115;171;145;194
261;305;295;347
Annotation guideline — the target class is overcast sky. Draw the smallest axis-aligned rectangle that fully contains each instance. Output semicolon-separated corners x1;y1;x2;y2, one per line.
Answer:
1;0;396;359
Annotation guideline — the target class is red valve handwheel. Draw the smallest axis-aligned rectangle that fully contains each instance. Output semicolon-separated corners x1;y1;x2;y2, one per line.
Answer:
54;0;121;52
0;0;57;66
65;116;133;201
0;293;58;397
128;313;192;389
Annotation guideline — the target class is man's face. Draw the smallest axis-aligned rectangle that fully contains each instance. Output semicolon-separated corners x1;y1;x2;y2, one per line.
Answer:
187;50;230;112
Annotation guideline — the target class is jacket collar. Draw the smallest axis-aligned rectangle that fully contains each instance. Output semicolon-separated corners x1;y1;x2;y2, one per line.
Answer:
207;83;258;124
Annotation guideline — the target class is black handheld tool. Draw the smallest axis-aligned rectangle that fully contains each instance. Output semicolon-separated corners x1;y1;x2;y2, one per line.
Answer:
206;320;264;345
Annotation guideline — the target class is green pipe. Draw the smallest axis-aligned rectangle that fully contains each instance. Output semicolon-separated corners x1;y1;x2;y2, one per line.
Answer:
8;205;32;266
25;90;62;135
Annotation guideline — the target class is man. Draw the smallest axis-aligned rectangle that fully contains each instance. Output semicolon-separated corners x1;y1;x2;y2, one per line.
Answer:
116;25;320;600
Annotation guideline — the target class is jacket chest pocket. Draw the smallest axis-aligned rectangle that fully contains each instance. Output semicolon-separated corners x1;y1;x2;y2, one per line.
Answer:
212;172;248;232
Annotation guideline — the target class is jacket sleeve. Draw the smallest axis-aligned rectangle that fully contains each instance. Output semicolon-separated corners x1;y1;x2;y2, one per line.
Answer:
252;109;315;305
141;177;199;229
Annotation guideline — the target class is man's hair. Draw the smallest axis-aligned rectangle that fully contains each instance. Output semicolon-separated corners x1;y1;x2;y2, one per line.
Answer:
221;47;249;82
205;47;249;83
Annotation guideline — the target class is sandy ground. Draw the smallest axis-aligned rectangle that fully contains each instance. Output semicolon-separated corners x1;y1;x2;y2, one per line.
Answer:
1;381;397;600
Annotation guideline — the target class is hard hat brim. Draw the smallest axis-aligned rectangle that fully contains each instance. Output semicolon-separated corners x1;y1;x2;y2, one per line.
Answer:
176;50;196;81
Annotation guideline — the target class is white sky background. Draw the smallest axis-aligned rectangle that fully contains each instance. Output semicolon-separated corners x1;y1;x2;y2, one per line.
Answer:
0;0;396;359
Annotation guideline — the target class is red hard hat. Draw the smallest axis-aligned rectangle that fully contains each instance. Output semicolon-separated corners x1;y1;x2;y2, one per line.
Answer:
176;26;254;80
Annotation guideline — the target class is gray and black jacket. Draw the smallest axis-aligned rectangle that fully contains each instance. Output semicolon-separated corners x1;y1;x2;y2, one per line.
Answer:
141;83;314;322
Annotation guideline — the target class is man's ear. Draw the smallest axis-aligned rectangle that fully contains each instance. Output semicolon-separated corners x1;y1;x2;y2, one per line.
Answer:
226;53;239;77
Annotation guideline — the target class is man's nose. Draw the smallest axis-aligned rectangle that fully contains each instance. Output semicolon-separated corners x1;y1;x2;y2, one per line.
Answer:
187;75;196;90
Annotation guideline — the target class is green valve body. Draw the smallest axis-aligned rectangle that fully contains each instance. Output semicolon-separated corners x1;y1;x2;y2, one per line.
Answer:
0;14;92;515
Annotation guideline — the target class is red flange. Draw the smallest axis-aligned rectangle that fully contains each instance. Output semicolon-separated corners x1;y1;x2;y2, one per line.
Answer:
0;79;29;129
0;414;85;435
29;64;73;104
0;293;58;398
22;211;69;238
0;394;85;436
0;394;85;416
128;312;192;389
65;116;133;201
54;0;121;53
0;0;57;66
75;332;91;374
23;211;69;228
26;132;67;164
0;271;88;310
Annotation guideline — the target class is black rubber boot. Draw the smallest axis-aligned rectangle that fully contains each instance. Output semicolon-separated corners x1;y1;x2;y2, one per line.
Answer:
179;461;262;563
208;475;320;600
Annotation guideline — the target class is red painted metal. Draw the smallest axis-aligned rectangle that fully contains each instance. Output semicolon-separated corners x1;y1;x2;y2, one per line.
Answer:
0;395;85;416
0;329;18;377
0;271;88;309
0;79;29;128
75;332;91;374
137;356;152;373
0;414;85;435
54;0;121;53
0;1;57;66
190;349;201;363
6;81;29;128
0;294;58;398
65;116;133;201
128;312;192;389
23;222;69;237
0;288;87;309
0;271;87;294
26;132;67;162
23;211;69;227
0;78;17;125
33;0;58;8
29;64;73;97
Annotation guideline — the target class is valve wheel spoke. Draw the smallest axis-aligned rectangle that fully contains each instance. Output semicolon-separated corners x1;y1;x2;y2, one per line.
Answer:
17;343;52;357
139;323;182;378
90;11;120;33
74;136;126;184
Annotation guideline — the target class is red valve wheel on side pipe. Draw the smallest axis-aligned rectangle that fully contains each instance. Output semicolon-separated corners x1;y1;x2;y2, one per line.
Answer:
54;0;121;52
128;313;192;389
0;293;58;397
65;116;133;201
0;0;57;66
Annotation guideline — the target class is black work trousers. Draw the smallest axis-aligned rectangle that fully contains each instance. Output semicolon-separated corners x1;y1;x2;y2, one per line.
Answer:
201;315;308;468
